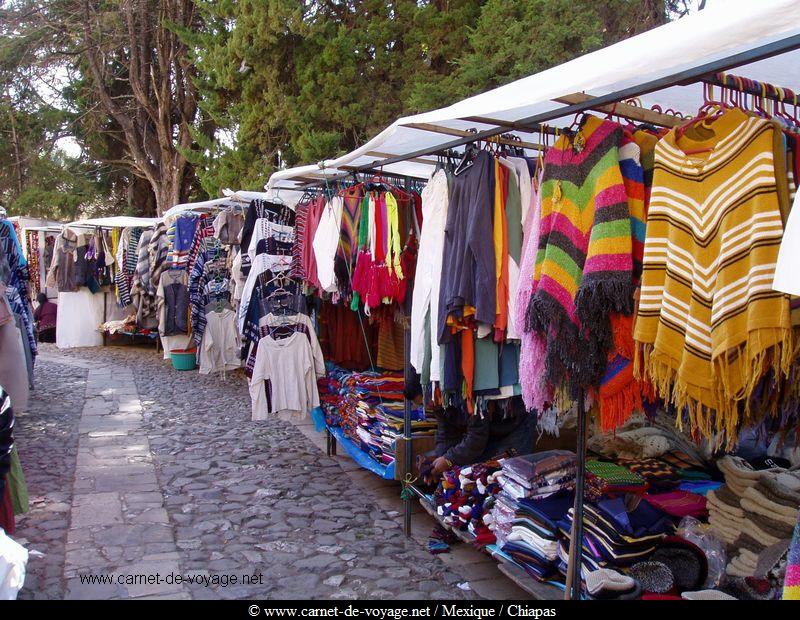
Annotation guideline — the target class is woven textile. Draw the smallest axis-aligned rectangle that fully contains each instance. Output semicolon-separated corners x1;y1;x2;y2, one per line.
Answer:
525;115;634;397
635;108;793;447
586;460;645;487
784;511;800;599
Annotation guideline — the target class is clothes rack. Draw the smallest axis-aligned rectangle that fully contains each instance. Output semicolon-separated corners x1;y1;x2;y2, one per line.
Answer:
703;71;799;105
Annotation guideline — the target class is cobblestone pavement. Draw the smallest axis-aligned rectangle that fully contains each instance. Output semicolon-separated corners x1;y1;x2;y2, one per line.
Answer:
13;344;481;600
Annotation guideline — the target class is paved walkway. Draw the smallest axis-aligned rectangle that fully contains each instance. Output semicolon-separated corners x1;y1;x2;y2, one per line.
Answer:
13;345;526;600
64;361;189;599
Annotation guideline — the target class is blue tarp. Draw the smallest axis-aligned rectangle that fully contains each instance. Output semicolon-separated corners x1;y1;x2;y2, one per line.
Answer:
310;407;326;432
327;425;395;480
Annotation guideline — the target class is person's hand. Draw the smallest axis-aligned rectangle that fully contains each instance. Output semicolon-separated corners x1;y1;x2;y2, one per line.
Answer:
431;456;452;477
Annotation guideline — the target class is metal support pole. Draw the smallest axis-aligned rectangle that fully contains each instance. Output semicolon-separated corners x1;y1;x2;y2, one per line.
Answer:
564;391;588;600
403;176;414;538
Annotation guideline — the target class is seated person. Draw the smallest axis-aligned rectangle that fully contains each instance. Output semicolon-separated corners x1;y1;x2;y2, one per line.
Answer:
33;293;58;343
405;375;536;481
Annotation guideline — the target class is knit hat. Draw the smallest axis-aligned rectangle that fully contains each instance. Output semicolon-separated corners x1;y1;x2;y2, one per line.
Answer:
585;568;636;596
628;561;675;594
650;536;708;592
681;589;737;600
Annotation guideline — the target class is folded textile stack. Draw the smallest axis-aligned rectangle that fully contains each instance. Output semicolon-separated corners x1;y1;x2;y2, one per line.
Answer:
716;455;770;498
585;460;648;499
501;492;575;581
618;458;680;491
485;451;576;578
642;490;708;520
563;495;674;571
706;485;744;545
319;364;435;466
496;451;577;500
434;461;503;539
726;473;800;579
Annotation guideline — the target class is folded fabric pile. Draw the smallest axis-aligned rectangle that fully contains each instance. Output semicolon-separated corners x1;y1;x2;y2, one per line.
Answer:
716;455;770;498
585;460;648;499
496;451;577;501
484;451;576;580
706;485;745;544
726;474;800;579
501;492;575;581
433;460;503;539
642;490;708;520
562;495;674;572
319;364;435;466
618;457;680;491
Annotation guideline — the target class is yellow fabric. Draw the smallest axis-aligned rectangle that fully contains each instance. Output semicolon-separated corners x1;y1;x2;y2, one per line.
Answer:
634;108;794;448
493;159;505;316
384;193;402;279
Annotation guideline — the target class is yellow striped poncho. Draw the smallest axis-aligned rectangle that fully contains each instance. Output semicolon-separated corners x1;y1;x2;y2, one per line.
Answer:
634;108;793;447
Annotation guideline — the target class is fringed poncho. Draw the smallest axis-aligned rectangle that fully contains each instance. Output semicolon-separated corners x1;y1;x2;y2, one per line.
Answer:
525;115;635;399
634;108;794;448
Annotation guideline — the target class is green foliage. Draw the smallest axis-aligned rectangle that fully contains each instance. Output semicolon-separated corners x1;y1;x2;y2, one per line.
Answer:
189;0;677;196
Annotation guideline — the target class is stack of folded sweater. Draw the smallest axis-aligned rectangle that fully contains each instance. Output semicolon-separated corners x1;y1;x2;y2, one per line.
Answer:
319;364;435;466
501;492;575;581
726;474;800;578
485;451;576;579
434;460;503;538
717;455;768;498
563;495;674;571
496;451;577;500
706;485;745;545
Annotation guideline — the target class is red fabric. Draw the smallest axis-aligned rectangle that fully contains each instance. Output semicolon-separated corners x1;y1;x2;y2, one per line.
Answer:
302;195;326;290
318;302;377;369
642;490;707;519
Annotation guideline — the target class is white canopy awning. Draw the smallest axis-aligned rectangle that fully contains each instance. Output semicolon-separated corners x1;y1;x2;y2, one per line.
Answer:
267;0;800;188
67;216;160;229
162;197;239;220
7;216;64;230
163;187;303;220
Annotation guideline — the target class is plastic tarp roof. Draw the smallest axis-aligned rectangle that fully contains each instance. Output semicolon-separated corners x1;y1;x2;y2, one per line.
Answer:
67;216;160;229
267;0;800;188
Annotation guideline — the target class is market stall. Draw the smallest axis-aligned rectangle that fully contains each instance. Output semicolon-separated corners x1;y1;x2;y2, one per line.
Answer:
255;0;800;601
52;216;160;349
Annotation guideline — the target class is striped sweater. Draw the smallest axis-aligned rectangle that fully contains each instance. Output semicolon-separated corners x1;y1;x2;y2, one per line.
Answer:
525;115;634;396
634;108;793;447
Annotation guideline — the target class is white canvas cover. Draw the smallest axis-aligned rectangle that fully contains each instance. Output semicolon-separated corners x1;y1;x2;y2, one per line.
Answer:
67;216;160;229
267;0;800;187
